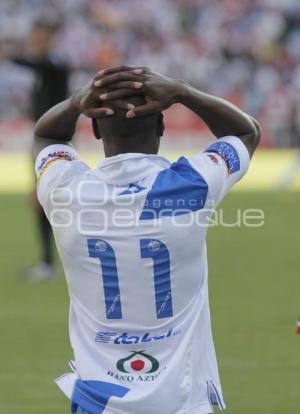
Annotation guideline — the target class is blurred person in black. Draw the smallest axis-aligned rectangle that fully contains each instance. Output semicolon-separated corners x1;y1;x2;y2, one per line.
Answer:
12;19;69;280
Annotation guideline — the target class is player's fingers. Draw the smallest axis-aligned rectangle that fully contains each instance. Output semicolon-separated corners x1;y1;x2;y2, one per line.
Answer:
94;71;144;88
103;81;144;92
111;99;136;110
95;66;143;80
126;101;161;118
98;65;137;76
84;107;114;118
99;89;139;101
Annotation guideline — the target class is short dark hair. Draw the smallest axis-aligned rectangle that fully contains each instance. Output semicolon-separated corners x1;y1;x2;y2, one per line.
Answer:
93;95;164;140
92;95;164;155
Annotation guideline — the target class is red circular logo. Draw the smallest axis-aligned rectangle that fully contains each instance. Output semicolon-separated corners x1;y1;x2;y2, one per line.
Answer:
130;359;145;371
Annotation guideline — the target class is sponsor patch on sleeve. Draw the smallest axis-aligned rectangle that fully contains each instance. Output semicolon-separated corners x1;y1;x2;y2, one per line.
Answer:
204;153;223;166
204;141;240;174
37;150;76;179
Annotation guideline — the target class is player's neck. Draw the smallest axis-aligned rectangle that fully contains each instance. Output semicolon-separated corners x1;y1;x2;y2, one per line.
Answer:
103;136;159;157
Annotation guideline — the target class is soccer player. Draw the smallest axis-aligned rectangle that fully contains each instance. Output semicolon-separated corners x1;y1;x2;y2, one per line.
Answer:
33;66;260;414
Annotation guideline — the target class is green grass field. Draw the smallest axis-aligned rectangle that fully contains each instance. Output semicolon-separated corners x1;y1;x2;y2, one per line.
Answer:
0;186;300;411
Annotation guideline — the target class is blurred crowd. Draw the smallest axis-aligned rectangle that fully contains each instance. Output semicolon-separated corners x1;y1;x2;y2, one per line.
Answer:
1;0;300;147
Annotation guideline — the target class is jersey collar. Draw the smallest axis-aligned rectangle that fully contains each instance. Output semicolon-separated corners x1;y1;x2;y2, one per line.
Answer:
96;153;170;185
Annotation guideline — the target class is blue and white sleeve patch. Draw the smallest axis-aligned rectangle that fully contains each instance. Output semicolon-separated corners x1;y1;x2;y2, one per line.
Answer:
140;156;208;220
205;141;240;175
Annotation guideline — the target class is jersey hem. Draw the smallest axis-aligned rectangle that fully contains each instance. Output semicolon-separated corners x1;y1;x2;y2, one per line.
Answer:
55;372;225;414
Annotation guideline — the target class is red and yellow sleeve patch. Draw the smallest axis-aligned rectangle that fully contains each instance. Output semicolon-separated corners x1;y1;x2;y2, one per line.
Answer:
37;157;64;180
36;150;76;180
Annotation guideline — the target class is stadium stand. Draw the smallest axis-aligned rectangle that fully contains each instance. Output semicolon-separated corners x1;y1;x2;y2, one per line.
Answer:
1;0;300;149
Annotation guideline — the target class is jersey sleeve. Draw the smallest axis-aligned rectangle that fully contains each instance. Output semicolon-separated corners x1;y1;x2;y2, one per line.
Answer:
187;136;250;207
34;143;89;209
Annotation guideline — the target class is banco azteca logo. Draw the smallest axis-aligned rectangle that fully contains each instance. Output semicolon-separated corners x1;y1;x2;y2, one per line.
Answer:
116;351;159;374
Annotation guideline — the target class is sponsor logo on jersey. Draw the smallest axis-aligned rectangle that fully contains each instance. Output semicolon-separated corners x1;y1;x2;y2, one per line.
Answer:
117;351;159;374
95;327;180;345
205;141;240;174
106;351;166;382
118;183;146;195
205;153;221;165
147;239;161;252
37;157;61;180
95;240;108;252
37;150;76;172
106;368;166;383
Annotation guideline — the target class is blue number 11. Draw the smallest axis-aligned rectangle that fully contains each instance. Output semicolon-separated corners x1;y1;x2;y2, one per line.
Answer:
87;238;173;320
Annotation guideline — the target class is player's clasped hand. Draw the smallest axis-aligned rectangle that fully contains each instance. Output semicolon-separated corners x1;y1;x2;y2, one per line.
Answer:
71;65;183;119
95;65;183;118
71;65;145;119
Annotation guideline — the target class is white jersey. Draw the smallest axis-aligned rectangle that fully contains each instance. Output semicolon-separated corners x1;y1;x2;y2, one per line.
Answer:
35;136;250;414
